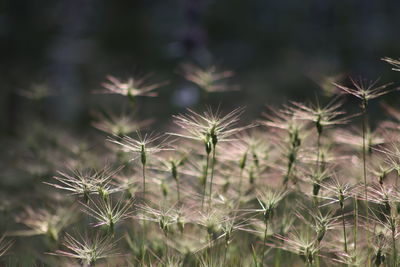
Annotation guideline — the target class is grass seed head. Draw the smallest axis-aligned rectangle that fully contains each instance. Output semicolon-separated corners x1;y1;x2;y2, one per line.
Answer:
51;232;119;265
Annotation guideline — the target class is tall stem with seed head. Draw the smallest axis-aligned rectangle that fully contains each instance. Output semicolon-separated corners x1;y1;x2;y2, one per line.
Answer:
140;144;147;201
361;100;371;265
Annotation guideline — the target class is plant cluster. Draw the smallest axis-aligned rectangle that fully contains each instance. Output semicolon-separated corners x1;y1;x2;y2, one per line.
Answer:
2;60;400;266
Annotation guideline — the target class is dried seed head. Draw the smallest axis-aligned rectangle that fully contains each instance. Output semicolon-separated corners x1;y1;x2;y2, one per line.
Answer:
169;107;251;154
50;232;119;265
97;74;167;99
81;196;132;235
180;63;238;93
382;57;400;72
45;166;123;201
333;77;394;109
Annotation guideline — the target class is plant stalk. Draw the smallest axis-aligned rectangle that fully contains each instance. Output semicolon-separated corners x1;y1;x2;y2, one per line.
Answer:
201;151;211;209
208;146;217;209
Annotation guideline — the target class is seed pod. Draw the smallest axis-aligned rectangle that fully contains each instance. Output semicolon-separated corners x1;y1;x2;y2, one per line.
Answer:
161;181;168;197
239;152;247;170
249;165;255;184
171;161;178;181
316;115;323;135
317;226;326;242
140;144;146;166
177;214;185;234
223;181;230;193
204;137;212;155
313;183;320;197
375;249;385;266
98;187;109;202
338;190;344;209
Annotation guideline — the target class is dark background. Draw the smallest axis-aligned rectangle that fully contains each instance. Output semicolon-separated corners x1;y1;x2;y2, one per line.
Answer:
1;0;400;133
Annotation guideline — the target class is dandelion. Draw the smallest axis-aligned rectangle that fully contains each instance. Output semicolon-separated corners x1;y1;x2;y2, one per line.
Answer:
50;232;119;266
180;63;238;93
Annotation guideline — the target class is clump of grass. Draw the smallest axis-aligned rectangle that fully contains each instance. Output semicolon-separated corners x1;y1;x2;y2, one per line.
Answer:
170;107;250;208
7;57;400;267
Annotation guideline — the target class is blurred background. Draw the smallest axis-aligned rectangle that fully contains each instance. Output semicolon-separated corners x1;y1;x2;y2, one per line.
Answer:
1;0;400;131
1;2;400;264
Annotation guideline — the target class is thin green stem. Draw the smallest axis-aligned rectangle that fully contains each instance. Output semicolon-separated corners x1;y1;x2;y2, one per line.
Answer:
208;146;217;210
201;152;210;209
354;198;358;253
164;232;169;264
141;162;147;266
392;221;397;267
142;162;146;201
238;167;244;199
176;178;181;204
341;207;348;253
223;242;228;266
274;248;281;267
362;108;371;266
262;220;268;264
316;132;321;171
